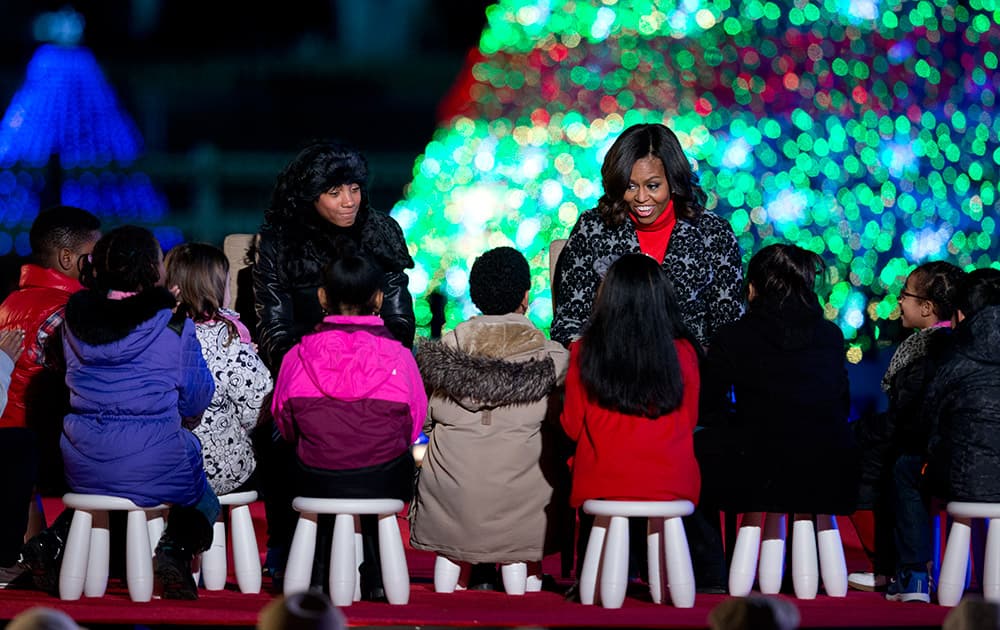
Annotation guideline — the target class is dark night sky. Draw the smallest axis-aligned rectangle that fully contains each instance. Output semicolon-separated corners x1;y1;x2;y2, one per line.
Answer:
0;1;494;240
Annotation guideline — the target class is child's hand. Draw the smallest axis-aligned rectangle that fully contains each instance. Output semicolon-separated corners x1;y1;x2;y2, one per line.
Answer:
0;329;25;363
169;285;182;312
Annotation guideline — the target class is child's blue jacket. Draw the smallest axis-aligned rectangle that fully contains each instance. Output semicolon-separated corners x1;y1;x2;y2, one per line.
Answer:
61;287;215;508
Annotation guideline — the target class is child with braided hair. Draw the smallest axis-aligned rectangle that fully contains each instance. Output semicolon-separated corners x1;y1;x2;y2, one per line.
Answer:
19;226;218;599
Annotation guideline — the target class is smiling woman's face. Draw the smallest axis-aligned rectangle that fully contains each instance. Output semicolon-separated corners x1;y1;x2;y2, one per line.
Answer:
624;156;671;225
314;183;362;227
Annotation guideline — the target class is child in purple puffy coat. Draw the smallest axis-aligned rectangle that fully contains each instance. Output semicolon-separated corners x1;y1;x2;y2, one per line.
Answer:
20;226;218;600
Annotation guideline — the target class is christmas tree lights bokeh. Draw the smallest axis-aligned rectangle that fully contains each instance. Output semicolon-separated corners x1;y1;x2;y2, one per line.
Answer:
391;0;1000;357
0;42;178;254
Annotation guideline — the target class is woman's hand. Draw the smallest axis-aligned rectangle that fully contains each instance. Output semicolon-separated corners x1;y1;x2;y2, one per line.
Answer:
0;328;25;363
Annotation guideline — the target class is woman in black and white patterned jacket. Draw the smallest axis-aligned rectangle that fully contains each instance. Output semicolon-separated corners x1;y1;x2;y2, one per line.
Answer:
551;123;744;349
166;243;273;496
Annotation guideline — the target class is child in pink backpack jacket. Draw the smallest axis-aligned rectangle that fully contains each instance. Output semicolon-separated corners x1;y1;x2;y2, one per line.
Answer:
271;250;426;599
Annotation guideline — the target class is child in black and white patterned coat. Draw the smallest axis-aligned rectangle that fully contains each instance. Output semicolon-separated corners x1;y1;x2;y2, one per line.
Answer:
166;242;273;496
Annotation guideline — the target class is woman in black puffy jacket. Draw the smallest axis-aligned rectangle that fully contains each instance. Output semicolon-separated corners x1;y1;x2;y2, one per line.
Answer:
253;140;415;374
251;141;415;584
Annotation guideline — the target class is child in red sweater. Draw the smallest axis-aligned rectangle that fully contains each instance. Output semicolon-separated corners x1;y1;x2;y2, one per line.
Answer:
560;254;701;589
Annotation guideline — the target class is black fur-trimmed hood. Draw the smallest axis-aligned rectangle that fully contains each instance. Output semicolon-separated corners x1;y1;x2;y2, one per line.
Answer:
416;335;556;411
65;287;178;346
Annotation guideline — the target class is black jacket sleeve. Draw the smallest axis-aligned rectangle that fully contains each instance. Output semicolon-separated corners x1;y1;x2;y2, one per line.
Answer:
380;269;415;348
698;331;737;429
253;230;296;373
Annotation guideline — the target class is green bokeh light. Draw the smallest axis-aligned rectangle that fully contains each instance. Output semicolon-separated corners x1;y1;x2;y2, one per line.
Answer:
392;0;1000;349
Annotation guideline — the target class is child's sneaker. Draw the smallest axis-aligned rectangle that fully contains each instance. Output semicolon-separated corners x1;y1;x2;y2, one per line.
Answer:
848;571;889;592
885;569;931;603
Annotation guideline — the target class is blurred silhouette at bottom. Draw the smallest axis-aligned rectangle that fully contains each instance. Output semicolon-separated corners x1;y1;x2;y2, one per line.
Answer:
258;591;346;630
7;606;81;630
943;597;1000;630
708;595;800;630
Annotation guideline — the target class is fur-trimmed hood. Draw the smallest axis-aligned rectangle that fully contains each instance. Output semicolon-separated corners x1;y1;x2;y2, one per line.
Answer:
65;287;177;347
416;316;556;411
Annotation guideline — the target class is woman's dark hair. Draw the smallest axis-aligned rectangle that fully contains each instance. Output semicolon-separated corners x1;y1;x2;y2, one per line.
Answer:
579;253;688;418
81;225;162;293
597;123;707;226
469;246;531;315
907;260;965;321
165;242;238;344
746;243;824;311
955;267;1000;319
322;251;384;315
265;141;370;226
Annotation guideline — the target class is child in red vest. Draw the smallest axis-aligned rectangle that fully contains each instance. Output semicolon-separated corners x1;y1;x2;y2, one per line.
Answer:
0;206;99;586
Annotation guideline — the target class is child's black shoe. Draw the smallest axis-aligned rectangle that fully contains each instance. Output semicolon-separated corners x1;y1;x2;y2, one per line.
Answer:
18;526;66;595
154;539;198;600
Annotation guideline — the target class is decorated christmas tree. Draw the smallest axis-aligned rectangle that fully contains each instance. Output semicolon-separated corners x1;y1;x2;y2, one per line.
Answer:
391;0;1000;356
0;10;176;256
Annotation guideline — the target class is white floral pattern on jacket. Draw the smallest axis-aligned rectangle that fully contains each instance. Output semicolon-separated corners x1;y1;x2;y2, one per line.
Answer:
193;318;273;495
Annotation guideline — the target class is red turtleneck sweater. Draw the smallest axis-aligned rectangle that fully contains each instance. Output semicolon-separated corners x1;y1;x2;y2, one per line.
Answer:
630;199;677;263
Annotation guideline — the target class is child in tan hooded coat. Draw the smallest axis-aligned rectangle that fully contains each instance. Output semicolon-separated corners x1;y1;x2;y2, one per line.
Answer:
410;247;569;593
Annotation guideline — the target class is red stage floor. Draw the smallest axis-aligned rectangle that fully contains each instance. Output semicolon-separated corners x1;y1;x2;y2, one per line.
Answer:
0;500;958;628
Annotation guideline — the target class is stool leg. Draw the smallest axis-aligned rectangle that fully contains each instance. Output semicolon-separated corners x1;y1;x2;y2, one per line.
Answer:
730;513;762;597
502;562;527;595
84;510;111;598
378;513;410;605
284;513;318;595
759;513;785;595
59;509;94;601
331;513;357;607
817;515;847;597
599;515;629;609
985;518;1000;603
647;517;666;604
664;515;696;608
435;555;462;593
792;514;818;599
230;503;262;594
579;515;609;605
202;512;227;591
126;509;155;602
939;517;972;607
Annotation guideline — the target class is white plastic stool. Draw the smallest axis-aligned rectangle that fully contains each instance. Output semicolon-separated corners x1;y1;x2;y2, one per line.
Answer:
728;512;847;599
433;555;543;594
284;497;409;606
59;493;169;602
579;500;695;609
939;502;1000;607
198;490;261;593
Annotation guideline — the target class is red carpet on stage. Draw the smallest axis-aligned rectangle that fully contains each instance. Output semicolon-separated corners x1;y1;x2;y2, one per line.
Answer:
0;500;955;628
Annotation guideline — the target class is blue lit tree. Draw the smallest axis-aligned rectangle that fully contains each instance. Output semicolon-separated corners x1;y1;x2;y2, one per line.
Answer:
0;10;178;255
